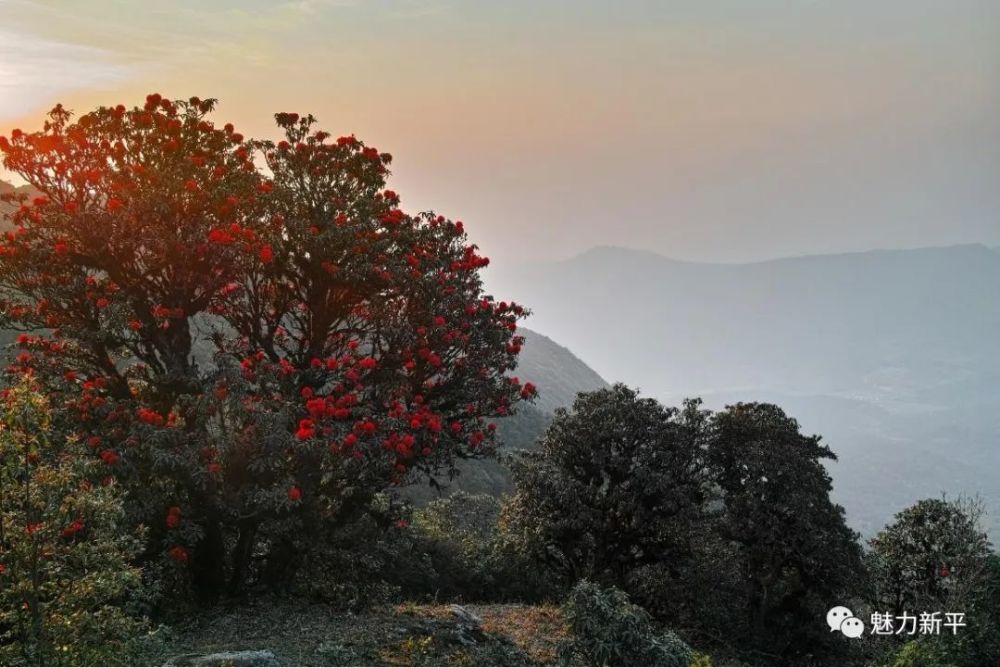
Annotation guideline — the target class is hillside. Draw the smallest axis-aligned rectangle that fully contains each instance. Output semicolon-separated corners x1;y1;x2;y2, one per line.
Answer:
0;178;34;221
487;244;1000;536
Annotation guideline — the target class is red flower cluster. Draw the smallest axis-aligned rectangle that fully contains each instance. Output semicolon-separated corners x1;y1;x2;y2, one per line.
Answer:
166;506;181;529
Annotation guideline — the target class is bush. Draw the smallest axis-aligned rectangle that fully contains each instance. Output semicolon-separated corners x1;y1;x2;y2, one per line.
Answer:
295;493;420;610
410;492;503;600
0;376;153;665
559;581;692;667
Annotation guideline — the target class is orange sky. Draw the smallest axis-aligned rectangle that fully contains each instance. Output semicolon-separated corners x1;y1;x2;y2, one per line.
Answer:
2;0;998;265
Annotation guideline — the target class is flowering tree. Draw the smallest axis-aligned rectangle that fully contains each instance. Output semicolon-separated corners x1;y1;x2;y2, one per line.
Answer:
0;95;533;598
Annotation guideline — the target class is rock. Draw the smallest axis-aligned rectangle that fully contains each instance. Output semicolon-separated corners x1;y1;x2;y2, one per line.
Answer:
445;605;489;647
449;604;482;628
166;649;281;666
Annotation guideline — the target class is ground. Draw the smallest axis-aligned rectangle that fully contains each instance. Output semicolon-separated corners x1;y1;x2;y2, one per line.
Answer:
141;599;569;666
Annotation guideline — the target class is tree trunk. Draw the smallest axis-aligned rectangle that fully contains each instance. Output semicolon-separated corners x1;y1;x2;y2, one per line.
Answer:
228;520;258;597
191;517;226;602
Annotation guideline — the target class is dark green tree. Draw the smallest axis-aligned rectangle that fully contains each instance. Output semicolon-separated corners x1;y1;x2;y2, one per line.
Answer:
870;497;997;666
705;402;864;664
868;497;992;613
503;384;709;617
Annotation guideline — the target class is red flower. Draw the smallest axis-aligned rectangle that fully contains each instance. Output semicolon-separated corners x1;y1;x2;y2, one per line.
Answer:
54;241;69;255
207;462;221;475
166;513;180;528
259;244;274;263
168;545;188;562
208;229;234;245
61;520;85;538
288;486;302;502
138;408;165;426
358;356;377;370
106;198;123;212
306;398;326;418
296;418;315;440
300;386;314;399
100;450;120;465
128;319;143;331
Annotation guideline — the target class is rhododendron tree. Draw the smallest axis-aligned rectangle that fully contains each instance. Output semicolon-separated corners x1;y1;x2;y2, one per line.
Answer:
0;96;533;598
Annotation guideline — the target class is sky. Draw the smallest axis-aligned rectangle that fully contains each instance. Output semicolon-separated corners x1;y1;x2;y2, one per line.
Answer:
0;0;998;264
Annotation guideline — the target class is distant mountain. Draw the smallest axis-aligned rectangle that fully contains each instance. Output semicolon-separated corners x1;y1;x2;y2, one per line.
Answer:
487;244;1000;536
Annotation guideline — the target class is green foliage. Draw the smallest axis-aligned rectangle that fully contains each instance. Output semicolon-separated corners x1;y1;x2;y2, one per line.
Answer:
0;376;153;665
559;580;692;667
411;492;503;600
295;493;417;610
410;491;553;603
890;638;952;667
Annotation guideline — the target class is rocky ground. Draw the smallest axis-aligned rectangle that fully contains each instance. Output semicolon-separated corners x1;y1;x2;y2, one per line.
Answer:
144;599;569;666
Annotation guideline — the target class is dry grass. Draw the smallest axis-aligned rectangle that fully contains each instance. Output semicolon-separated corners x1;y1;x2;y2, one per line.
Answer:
471;604;568;665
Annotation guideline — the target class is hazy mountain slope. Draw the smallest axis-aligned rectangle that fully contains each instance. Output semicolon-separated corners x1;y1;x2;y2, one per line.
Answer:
487;244;1000;535
514;329;608;415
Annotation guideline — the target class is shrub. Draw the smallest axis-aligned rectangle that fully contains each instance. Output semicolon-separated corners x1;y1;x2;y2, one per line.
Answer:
295;493;421;610
410;492;503;600
559;581;692;667
0;376;153;665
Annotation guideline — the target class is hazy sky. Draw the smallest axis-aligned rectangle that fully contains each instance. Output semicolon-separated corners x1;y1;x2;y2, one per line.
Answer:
1;0;998;264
